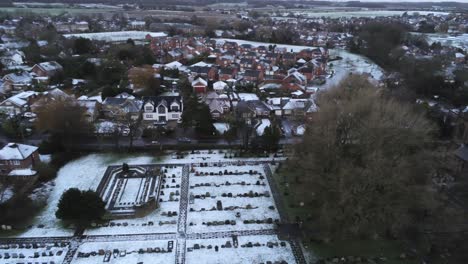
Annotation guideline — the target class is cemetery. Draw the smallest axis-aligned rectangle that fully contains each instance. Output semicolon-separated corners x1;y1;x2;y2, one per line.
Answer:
1;151;300;263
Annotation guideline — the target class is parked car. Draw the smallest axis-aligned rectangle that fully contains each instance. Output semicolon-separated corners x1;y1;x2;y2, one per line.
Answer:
23;112;36;118
121;128;130;136
177;137;191;143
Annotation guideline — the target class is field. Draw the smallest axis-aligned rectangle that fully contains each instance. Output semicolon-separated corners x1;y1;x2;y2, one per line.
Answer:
273;10;449;19
0;7;117;15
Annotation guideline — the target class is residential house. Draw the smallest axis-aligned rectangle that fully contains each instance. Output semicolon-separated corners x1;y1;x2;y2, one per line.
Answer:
0;91;37;116
101;97;143;121
213;81;228;93
31;61;63;78
30;88;70;113
2;72;33;94
243;70;264;84
219;67;238;81
189;66;217;81
0;143;39;178
78;99;100;122
192;77;208;94
142;95;183;123
239;58;256;71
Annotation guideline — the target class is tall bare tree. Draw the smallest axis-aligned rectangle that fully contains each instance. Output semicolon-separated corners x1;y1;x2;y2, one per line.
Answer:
285;75;437;240
36;98;91;151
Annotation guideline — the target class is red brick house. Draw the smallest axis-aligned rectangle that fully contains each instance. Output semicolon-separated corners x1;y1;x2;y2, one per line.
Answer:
0;143;39;177
31;61;63;77
219;68;238;81
192;77;208;93
243;70;264;84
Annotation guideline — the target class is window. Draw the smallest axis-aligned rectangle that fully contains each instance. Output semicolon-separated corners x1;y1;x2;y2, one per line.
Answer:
145;114;153;119
11;160;19;165
158;105;166;114
145;106;153;111
171;105;179;111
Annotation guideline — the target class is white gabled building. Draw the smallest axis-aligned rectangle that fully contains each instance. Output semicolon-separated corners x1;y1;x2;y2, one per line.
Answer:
142;95;183;123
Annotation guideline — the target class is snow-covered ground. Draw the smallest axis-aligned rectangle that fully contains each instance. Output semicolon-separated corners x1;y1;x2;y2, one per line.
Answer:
187;164;280;234
322;49;385;89
0;242;68;264
72;240;176;264
185;235;295;264
14;151;281;237
17;154;157;237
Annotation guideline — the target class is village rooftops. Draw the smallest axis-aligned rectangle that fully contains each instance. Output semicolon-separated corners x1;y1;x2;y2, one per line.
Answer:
34;61;63;73
0;143;38;160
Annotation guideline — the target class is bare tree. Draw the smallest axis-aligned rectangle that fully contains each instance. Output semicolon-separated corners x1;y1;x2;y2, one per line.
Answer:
285;75;437;240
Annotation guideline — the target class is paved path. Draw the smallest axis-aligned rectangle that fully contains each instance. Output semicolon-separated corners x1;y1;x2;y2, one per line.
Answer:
0;161;307;264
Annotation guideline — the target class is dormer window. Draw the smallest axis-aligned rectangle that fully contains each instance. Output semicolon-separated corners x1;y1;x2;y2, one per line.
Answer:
145;105;153;112
158;105;166;114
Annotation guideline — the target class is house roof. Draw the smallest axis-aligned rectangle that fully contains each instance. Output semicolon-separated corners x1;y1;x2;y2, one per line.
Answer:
36;61;63;72
192;77;207;87
143;95;182;112
2;91;37;107
8;168;37;177
3;71;32;84
213;81;227;90
0;143;38;160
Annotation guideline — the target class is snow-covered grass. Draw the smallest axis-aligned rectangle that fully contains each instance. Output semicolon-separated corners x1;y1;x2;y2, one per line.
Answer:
13;151;283;238
73;240;176;264
186;235;295;264
17;154;156;237
321;49;385;90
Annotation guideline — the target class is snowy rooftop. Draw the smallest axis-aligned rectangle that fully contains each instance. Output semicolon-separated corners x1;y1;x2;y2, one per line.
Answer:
8;168;37;177
0;143;38;160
